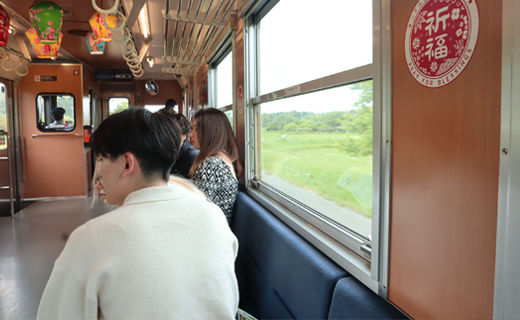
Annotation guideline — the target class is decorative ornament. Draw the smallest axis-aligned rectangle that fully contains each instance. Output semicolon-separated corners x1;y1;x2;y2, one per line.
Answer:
25;26;62;59
405;0;479;88
89;12;117;42
86;32;105;55
29;1;63;44
0;6;10;46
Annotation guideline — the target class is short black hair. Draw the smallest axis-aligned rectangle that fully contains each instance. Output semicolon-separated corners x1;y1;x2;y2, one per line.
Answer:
52;107;65;121
172;113;191;135
91;107;181;181
165;99;177;109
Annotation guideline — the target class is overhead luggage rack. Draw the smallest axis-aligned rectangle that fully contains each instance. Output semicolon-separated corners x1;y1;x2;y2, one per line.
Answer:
163;0;235;76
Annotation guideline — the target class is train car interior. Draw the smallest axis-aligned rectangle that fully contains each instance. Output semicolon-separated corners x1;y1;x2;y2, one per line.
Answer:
0;0;519;319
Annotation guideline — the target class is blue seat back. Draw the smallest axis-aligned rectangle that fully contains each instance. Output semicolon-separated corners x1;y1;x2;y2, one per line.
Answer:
232;192;347;319
328;277;408;319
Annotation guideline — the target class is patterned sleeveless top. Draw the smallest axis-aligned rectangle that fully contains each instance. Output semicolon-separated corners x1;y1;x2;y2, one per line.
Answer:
192;156;238;220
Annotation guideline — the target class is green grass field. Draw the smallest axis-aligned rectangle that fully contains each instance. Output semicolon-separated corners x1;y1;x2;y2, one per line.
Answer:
261;130;372;217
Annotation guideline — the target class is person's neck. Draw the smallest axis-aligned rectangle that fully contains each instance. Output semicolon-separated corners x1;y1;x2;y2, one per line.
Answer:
123;176;168;200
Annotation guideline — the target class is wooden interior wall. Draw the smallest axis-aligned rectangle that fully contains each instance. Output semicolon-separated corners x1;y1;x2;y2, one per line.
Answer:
134;80;183;112
389;0;502;318
191;64;208;110
233;18;246;183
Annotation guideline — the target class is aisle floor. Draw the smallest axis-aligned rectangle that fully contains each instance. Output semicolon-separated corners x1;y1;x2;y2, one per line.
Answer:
0;198;109;320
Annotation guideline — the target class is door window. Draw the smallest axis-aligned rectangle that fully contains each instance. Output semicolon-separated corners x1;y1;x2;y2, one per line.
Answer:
36;93;76;132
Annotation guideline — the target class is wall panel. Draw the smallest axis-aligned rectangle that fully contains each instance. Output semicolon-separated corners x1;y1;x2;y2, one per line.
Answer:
19;64;86;198
389;0;501;318
134;80;183;112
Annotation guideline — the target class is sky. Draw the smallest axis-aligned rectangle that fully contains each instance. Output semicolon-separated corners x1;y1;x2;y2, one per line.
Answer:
257;0;373;114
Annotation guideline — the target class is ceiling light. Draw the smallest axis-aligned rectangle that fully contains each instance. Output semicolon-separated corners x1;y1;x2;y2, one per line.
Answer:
146;56;154;68
139;4;150;39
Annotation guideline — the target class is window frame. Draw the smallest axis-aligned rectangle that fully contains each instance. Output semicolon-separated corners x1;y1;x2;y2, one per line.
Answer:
35;92;76;132
208;36;234;129
243;0;391;295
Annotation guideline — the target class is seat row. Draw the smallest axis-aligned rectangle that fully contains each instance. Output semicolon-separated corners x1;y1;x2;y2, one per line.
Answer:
231;192;407;319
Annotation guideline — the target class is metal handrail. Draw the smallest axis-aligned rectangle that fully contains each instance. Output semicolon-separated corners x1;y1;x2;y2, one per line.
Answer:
31;133;82;138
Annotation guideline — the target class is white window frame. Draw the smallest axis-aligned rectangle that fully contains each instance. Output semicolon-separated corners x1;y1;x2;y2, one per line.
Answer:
243;0;391;295
208;37;233;110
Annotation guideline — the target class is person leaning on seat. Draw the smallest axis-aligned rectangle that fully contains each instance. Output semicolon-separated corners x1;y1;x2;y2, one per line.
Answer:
170;113;199;178
158;98;177;116
37;107;239;320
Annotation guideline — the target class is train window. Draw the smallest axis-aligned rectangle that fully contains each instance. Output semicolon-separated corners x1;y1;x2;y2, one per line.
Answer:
256;0;372;96
36;93;75;132
209;39;234;127
214;52;233;108
224;109;233;126
245;0;385;289
0;84;7;149
258;80;373;238
108;97;129;115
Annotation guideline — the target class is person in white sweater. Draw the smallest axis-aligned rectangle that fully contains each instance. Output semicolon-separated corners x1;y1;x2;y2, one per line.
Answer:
37;107;239;320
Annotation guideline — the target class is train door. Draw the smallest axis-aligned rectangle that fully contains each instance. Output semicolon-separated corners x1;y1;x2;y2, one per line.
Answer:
0;79;16;216
19;64;86;199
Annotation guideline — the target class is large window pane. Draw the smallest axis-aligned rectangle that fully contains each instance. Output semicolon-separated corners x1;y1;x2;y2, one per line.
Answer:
224;109;233;125
259;80;373;238
258;0;372;95
216;52;233;108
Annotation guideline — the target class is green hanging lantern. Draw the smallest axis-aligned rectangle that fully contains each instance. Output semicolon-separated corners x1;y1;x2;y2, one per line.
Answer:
29;1;63;44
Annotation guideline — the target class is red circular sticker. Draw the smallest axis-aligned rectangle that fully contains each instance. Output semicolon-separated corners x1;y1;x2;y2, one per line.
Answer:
405;0;479;88
237;85;243;100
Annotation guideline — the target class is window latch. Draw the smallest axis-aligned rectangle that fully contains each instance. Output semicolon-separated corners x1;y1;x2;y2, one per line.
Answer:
249;177;260;189
361;242;372;259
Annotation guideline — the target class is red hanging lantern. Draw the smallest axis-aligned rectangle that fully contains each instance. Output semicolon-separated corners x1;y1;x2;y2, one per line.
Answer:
0;6;10;46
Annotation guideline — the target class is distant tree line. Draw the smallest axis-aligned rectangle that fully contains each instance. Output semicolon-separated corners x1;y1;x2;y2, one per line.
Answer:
262;82;373;156
111;100;129;115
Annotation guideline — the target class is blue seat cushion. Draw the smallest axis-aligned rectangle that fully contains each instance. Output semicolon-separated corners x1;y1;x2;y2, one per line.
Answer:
328;277;408;319
232;192;347;319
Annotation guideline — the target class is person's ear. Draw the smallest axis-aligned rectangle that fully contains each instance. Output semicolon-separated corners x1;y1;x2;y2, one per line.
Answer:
121;152;139;177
